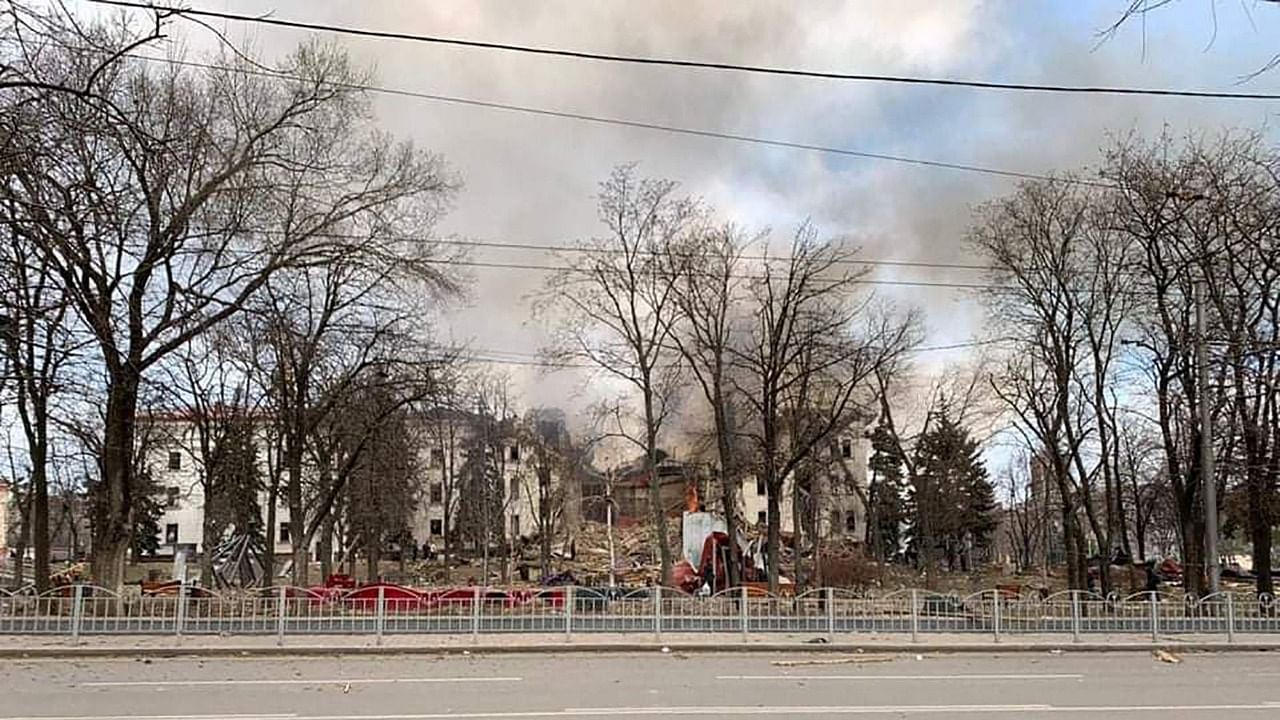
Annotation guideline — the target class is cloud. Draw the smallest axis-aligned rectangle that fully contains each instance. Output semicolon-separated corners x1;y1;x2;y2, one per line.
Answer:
157;0;1278;423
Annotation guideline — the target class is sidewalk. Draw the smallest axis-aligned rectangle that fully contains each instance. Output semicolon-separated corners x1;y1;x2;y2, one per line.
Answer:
1;632;1277;658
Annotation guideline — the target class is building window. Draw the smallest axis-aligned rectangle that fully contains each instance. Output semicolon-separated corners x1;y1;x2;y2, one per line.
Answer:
430;483;443;504
756;511;767;527
755;477;766;496
167;451;182;470
429;519;444;536
278;522;291;544
164;523;179;545
430;448;444;466
841;439;853;459
510;476;520;500
165;486;180;509
511;514;520;537
845;512;858;534
509;444;520;462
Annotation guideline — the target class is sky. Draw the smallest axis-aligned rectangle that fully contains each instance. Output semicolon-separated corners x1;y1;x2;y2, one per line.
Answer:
84;0;1280;439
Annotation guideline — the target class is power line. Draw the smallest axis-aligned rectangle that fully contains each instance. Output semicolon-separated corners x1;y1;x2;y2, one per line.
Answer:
424;256;1008;291
104;51;1104;188
90;0;1280;102
461;338;1008;369
439;235;991;272
224;225;995;273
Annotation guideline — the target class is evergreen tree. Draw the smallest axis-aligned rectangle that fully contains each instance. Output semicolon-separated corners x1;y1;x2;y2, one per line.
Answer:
908;403;996;572
207;418;263;541
866;423;906;562
127;465;163;560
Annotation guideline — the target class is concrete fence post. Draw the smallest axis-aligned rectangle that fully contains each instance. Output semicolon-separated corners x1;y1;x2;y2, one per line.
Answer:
565;586;574;643
1071;590;1081;643
826;587;836;641
375;586;386;646
70;584;84;644
740;586;749;642
276;586;286;646
992;589;1001;643
471;587;481;641
653;585;663;642
174;580;187;637
1226;593;1236;644
910;589;919;643
1149;591;1159;642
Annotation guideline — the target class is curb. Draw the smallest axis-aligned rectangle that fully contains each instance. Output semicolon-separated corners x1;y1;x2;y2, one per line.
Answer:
1;641;1277;659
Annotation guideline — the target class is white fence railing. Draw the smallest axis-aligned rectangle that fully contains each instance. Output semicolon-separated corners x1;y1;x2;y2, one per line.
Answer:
2;584;1277;643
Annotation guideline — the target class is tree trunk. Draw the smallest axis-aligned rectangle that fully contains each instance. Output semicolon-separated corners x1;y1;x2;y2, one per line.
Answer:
712;393;741;587
264;478;278;585
286;434;307;586
644;389;672;585
319;514;334;582
91;372;140;594
365;527;380;583
1248;473;1274;597
538;473;552;578
1180;506;1206;597
30;446;50;593
12;493;30;587
791;469;804;591
766;476;781;593
200;489;217;588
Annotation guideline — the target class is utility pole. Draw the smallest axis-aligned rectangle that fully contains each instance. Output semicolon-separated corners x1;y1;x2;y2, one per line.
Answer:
1196;280;1220;595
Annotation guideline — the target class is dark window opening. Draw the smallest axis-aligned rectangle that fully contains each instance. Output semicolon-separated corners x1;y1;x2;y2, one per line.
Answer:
167;451;182;470
164;523;179;545
429;519;444;536
278;522;291;544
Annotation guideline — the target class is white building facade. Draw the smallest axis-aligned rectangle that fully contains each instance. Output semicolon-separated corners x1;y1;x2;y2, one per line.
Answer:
145;409;560;564
738;428;872;540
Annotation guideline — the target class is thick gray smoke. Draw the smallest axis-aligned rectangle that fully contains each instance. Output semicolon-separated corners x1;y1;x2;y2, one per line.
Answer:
146;0;1280;418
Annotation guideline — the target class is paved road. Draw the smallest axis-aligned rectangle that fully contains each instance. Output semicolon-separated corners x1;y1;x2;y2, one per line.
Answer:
1;651;1278;718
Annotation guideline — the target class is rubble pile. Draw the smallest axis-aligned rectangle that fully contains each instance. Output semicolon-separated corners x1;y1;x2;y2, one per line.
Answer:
552;519;682;586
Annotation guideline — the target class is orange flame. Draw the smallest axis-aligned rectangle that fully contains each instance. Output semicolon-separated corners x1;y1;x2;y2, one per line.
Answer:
685;483;699;513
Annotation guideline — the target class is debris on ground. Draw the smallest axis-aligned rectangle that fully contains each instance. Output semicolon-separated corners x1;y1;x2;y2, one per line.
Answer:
771;656;895;667
1153;649;1182;664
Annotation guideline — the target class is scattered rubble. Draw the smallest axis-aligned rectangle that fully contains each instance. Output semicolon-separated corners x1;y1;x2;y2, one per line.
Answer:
771;656;895;667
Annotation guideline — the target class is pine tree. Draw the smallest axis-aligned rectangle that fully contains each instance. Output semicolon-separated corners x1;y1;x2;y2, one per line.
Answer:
908;403;996;572
866;423;906;562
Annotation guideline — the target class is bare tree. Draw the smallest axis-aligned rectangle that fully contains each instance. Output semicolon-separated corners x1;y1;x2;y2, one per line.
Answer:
521;408;571;577
1102;133;1249;596
0;200;86;591
1000;455;1045;574
537;165;697;584
0;1;168;101
155;327;262;585
731;225;916;592
1102;1;1280;77
1;20;458;590
663;222;753;585
971;176;1126;592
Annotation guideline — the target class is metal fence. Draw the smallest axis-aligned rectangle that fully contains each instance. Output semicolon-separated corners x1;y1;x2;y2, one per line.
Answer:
2;584;1277;643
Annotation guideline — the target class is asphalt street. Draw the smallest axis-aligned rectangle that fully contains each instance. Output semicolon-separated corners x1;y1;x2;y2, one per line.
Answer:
1;651;1278;718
